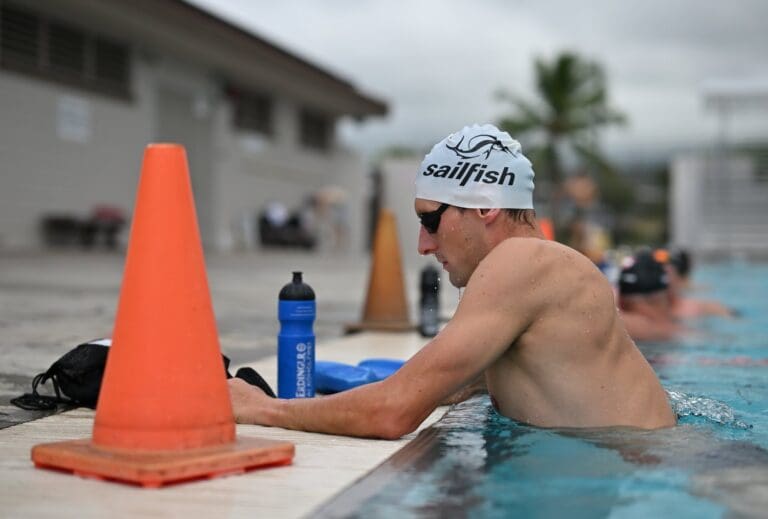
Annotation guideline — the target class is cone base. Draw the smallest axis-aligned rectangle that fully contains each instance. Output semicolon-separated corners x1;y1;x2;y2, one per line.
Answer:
31;436;294;488
344;320;414;334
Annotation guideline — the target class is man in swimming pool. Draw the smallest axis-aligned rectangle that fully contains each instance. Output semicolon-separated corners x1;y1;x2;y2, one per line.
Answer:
659;248;735;319
618;250;685;341
229;124;676;438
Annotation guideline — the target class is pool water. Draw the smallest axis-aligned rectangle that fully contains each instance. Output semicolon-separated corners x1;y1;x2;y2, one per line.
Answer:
324;263;768;518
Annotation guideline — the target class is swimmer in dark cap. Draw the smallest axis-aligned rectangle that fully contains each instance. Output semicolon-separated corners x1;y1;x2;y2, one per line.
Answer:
660;248;735;319
229;124;676;437
618;250;684;341
669;249;692;288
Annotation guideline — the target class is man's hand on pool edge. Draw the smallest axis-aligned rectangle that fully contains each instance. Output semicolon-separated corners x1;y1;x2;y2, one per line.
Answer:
229;377;277;425
226;369;445;440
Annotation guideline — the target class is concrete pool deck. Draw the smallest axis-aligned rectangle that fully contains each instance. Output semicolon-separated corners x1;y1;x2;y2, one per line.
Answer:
0;250;456;517
0;332;447;518
1;250;457;427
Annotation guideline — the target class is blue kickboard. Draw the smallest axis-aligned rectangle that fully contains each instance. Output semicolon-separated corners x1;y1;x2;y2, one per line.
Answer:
357;358;405;380
315;358;406;394
315;361;377;394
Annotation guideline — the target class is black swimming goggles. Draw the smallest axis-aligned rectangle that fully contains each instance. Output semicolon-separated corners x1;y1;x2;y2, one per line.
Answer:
419;203;451;234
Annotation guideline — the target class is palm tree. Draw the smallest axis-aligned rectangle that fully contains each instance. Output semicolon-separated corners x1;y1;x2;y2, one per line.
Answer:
497;52;628;232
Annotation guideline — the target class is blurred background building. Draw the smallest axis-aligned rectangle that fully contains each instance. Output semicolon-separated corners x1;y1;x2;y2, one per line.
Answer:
0;0;386;252
671;80;768;259
2;0;767;261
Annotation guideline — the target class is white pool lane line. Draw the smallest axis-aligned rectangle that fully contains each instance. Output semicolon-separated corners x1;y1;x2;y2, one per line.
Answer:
0;332;447;519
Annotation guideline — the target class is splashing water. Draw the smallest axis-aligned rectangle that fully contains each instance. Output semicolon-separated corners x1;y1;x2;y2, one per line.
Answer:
666;389;751;429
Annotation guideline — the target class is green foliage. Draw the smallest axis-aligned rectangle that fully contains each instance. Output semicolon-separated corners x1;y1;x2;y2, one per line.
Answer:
496;51;629;228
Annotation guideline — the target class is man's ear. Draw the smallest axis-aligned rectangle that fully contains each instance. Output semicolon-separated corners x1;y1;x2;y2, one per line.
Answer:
477;208;502;225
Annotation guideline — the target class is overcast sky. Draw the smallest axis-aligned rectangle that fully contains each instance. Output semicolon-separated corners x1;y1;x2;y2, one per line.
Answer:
187;0;768;161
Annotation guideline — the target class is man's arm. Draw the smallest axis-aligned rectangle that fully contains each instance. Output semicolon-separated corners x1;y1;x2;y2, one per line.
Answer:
698;299;736;318
230;241;541;439
440;374;486;405
230;325;500;440
619;311;681;342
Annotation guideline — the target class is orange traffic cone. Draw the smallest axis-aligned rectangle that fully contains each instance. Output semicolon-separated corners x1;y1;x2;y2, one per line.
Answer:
345;209;412;333
31;144;293;487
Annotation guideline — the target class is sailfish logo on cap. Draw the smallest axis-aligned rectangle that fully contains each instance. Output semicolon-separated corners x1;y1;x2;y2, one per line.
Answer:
446;134;514;159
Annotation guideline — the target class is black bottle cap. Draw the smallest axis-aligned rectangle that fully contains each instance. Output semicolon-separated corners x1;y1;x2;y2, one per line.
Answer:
279;271;315;301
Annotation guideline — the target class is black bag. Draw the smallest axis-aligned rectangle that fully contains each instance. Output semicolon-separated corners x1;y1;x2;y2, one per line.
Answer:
12;340;275;411
11;341;109;410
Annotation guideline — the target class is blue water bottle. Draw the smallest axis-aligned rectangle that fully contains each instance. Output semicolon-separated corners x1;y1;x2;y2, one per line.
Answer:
278;271;316;398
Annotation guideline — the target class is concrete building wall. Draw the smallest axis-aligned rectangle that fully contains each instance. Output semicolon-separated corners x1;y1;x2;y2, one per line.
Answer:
671;153;768;258
212;113;366;253
670;155;704;252
0;1;378;253
0;61;154;249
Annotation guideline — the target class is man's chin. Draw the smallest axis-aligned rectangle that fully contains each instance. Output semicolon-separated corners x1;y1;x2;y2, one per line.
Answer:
447;271;467;289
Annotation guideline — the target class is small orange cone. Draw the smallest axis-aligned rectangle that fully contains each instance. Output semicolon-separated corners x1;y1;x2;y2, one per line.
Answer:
346;209;412;333
31;144;293;487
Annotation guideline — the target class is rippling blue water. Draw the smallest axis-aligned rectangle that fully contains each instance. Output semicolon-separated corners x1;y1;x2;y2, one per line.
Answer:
351;263;768;518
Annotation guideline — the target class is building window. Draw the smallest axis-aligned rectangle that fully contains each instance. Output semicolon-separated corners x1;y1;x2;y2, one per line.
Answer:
0;2;39;69
229;86;273;136
300;109;332;151
0;1;131;99
48;21;86;77
94;37;129;89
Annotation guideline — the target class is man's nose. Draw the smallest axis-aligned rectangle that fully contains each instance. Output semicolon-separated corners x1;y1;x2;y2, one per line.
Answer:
418;226;437;256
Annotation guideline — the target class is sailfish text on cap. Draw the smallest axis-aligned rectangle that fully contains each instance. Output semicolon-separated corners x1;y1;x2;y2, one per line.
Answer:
415;123;535;209
422;132;520;188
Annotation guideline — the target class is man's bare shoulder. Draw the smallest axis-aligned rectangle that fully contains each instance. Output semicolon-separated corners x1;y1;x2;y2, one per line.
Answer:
469;237;612;310
481;237;593;277
463;238;566;312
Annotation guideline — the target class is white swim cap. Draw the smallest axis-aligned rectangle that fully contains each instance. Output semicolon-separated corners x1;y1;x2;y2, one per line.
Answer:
415;124;535;209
